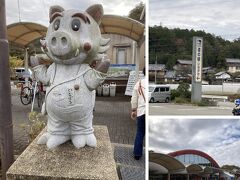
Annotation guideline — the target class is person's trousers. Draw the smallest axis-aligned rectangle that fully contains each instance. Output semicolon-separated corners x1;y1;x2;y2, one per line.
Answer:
134;114;145;156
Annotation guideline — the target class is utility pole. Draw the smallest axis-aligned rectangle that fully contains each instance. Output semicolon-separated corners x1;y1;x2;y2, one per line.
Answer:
0;0;14;179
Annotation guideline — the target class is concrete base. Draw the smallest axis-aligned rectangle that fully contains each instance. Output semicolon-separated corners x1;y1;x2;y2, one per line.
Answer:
7;126;118;180
191;82;202;103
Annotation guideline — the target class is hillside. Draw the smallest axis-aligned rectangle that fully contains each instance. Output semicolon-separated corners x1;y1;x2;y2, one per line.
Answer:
149;26;240;70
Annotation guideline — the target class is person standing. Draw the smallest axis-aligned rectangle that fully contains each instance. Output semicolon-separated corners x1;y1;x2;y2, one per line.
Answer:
131;68;146;160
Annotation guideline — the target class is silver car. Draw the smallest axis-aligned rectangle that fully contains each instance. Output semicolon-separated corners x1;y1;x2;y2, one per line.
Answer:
149;85;170;103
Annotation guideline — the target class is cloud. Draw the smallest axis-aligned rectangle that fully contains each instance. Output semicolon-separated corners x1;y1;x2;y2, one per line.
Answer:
6;0;144;26
149;118;240;167
149;0;240;40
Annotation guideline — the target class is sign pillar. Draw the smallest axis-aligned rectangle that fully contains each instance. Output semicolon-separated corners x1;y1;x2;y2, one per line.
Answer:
24;48;29;85
191;36;203;103
134;44;140;82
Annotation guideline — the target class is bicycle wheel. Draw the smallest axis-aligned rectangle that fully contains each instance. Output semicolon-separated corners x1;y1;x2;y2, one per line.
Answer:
20;87;32;105
37;91;44;108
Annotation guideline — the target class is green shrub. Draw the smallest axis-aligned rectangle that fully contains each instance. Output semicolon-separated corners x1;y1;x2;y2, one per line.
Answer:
170;89;180;100
175;97;191;104
28;112;47;142
195;99;217;106
177;82;191;99
21;112;47;143
171;82;191;101
228;94;240;102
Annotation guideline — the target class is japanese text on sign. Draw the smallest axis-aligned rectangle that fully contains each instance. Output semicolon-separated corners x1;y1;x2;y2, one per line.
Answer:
195;38;202;82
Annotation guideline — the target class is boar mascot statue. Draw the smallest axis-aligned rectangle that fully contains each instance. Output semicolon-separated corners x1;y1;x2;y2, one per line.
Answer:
31;4;110;149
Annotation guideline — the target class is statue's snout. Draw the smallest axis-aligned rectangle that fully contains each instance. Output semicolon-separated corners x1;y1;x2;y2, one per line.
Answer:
49;31;73;57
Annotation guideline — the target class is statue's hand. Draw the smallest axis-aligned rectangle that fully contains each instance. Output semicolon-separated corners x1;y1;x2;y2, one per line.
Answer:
94;58;110;74
30;56;50;67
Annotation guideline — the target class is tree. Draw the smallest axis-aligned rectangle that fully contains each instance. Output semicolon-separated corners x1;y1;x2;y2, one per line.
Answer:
9;56;24;79
177;82;191;98
149;25;240;70
9;56;23;69
128;2;144;22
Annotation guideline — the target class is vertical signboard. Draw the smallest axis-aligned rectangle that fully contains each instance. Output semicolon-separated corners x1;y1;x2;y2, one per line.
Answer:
195;38;203;82
191;37;203;103
125;71;144;96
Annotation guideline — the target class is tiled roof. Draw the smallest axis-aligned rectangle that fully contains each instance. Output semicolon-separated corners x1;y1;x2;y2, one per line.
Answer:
149;64;166;71
177;59;192;65
226;58;240;64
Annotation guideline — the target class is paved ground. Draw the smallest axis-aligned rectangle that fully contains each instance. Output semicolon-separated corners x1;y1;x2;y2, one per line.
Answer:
94;96;136;145
149;101;234;116
11;87;137;155
11;88;35;155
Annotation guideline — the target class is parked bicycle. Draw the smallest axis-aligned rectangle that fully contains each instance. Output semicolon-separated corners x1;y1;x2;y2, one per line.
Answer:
20;80;44;108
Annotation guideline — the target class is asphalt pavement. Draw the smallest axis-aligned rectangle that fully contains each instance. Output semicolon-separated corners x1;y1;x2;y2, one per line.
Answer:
149;101;234;116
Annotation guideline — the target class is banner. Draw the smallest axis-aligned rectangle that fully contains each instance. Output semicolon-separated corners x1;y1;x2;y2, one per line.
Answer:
107;64;135;78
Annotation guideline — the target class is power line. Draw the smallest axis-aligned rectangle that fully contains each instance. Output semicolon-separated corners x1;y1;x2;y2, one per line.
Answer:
17;0;21;22
41;0;48;19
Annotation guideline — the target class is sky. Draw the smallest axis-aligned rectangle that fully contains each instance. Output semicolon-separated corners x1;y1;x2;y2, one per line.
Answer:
149;118;240;167
149;0;240;41
6;0;144;26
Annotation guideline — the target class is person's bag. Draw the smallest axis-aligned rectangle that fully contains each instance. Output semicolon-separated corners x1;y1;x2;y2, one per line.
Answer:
138;79;146;103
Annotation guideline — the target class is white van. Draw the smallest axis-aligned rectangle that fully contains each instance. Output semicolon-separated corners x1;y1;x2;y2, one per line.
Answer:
14;67;33;81
149;85;170;103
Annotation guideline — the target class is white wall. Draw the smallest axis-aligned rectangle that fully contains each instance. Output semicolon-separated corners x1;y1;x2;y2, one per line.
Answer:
167;83;240;95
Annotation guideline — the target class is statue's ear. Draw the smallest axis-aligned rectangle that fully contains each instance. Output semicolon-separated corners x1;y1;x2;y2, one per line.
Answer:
86;4;103;24
49;5;64;19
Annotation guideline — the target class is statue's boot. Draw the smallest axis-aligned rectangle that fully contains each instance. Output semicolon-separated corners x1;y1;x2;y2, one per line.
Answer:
46;134;70;149
71;134;97;148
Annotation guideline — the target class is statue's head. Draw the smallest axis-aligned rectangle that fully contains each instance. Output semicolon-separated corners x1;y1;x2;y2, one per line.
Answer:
42;4;110;65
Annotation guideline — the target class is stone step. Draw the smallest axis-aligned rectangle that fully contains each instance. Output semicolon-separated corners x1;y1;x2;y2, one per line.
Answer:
7;126;119;180
112;143;145;180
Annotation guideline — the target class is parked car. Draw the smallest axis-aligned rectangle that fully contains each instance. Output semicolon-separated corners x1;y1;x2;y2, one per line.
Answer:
149;85;170;103
14;67;33;81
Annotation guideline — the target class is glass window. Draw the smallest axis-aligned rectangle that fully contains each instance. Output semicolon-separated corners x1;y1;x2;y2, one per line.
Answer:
185;154;190;163
149;87;155;92
16;69;22;73
189;154;194;164
160;87;165;92
154;88;159;92
116;48;126;64
166;87;170;91
175;154;212;167
176;155;184;163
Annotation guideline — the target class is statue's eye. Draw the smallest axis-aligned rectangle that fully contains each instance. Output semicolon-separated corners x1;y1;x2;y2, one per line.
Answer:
53;19;60;31
72;19;81;31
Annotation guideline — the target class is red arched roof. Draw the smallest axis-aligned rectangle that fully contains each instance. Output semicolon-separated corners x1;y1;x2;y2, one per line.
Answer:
168;149;220;168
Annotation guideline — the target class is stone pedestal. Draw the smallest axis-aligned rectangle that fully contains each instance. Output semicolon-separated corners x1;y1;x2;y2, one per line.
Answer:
7;126;118;180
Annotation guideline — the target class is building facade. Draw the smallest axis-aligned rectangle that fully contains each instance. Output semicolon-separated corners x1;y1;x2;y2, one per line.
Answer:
226;58;240;74
150;150;236;180
103;34;145;70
